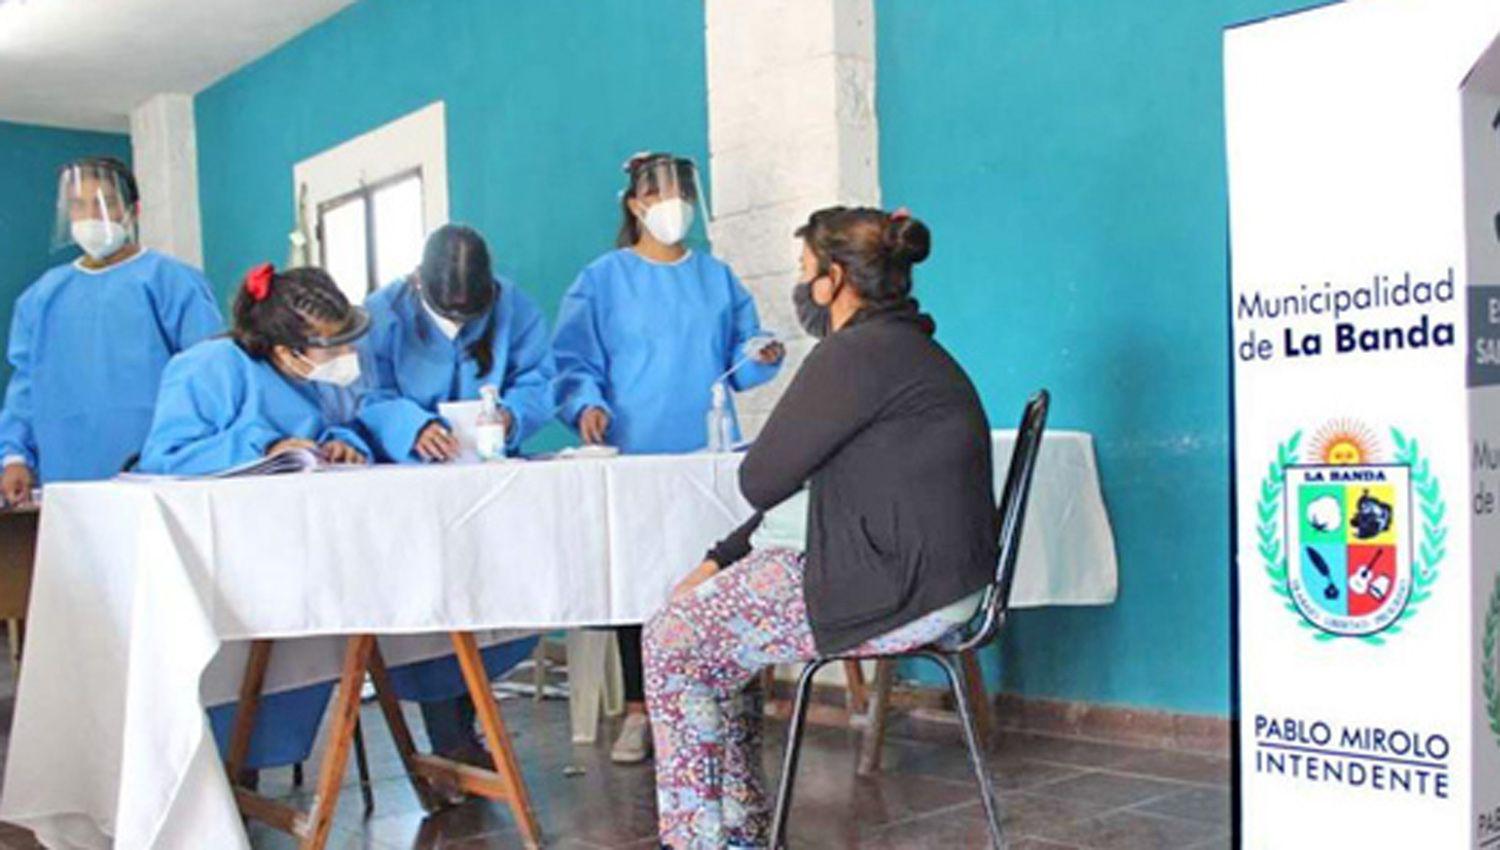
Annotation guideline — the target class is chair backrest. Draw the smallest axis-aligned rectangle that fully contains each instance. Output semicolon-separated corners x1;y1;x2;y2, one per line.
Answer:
949;389;1049;653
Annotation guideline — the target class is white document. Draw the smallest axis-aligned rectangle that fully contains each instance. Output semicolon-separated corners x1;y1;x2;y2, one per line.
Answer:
438;400;484;463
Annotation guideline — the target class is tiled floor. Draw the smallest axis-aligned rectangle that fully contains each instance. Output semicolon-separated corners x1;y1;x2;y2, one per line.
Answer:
0;664;1230;849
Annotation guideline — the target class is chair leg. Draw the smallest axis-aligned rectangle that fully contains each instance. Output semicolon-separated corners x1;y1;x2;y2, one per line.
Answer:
927;651;1005;850
770;660;826;850
959;649;994;750
842;660;868;715
857;659;895;775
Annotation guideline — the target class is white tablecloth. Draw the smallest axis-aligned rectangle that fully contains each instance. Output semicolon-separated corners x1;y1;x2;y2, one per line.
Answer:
0;432;1116;849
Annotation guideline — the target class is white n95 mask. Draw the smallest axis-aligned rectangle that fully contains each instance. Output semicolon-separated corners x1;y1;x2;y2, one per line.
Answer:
71;219;128;260
643;198;694;245
303;352;362;387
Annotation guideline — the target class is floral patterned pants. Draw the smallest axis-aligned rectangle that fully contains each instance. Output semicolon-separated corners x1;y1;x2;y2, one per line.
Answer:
643;547;963;850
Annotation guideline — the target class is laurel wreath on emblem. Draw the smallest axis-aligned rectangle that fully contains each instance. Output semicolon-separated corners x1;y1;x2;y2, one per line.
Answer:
1257;428;1445;646
1484;574;1500;743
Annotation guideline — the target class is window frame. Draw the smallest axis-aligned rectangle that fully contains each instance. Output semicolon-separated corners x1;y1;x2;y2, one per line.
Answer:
315;166;424;296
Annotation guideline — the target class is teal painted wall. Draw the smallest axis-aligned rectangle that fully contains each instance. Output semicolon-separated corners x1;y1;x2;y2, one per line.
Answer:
195;0;708;449
0;121;131;384
191;0;1344;714
877;0;1327;715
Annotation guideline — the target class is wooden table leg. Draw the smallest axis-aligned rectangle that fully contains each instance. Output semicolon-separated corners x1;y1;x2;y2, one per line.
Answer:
226;640;273;783
857;659;895;775
959;649;994;751
366;641;443;812
452;631;542;849
6;619;21;675
300;635;375;850
228;636;375;850
229;633;544;848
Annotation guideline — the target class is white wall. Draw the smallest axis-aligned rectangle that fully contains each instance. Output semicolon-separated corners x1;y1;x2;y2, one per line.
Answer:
130;93;203;268
705;0;880;436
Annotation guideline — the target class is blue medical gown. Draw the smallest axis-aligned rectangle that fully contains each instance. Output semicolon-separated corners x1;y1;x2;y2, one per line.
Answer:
358;279;555;461
136;338;371;475
0;250;223;482
551;249;779;453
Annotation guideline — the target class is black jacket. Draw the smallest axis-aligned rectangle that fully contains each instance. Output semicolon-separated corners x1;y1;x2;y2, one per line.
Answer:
708;301;996;653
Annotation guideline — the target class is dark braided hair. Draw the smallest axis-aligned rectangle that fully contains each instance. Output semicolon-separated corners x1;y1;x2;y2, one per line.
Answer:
615;152;698;248
413;224;500;379
232;266;355;360
794;206;930;307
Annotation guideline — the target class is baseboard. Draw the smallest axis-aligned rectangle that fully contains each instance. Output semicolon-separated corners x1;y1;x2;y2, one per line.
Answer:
765;678;1230;756
992;693;1229;754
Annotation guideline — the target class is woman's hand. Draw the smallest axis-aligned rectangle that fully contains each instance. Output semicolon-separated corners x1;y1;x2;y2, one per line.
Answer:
414;421;460;463
2;464;33;507
754;341;786;365
671;559;721;602
578;407;611;445
267;437;317;457
320;440;367;465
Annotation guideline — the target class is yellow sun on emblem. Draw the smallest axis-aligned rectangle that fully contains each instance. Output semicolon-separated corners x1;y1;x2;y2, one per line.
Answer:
1309;419;1380;465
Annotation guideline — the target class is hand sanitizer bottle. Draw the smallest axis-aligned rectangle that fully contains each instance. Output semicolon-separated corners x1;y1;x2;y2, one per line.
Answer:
476;385;508;462
705;382;734;452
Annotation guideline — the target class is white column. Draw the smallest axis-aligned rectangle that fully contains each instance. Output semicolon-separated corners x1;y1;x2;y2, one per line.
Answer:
705;0;880;437
129;93;203;268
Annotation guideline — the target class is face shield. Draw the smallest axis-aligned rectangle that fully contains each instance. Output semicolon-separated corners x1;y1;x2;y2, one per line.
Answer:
302;306;372;350
289;307;372;388
52;160;138;258
419;273;495;327
625;154;712;246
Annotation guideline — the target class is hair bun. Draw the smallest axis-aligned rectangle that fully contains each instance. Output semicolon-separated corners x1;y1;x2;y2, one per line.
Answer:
883;214;931;267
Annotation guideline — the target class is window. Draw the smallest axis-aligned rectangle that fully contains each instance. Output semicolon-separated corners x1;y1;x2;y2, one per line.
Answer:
316;168;425;298
293;102;450;304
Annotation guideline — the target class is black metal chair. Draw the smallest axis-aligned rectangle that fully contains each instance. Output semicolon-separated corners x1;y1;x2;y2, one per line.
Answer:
769;389;1051;850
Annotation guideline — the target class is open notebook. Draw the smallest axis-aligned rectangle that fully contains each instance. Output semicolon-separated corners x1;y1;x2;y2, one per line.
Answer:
120;447;333;481
211;447;327;478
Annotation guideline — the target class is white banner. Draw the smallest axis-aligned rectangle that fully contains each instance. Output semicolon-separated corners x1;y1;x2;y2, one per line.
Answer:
1227;2;1500;846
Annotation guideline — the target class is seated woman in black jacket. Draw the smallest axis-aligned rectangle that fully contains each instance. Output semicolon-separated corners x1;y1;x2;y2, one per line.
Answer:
642;206;998;850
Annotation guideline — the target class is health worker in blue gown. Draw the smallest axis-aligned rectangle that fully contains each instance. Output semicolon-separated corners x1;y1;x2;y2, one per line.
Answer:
137;263;373;475
0;157;222;502
358;223;554;463
356;223;550;761
138;263;371;782
551;151;785;764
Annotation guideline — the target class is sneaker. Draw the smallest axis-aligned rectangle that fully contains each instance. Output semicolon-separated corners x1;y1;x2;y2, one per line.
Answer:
610;713;653;764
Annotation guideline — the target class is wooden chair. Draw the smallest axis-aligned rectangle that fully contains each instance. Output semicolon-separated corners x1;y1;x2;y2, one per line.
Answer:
853;649;994;774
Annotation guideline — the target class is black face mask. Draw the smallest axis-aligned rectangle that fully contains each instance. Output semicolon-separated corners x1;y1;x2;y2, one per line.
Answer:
793;280;832;339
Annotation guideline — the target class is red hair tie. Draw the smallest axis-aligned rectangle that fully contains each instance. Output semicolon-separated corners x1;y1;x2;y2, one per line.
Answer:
244;263;274;302
890;206;912;222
